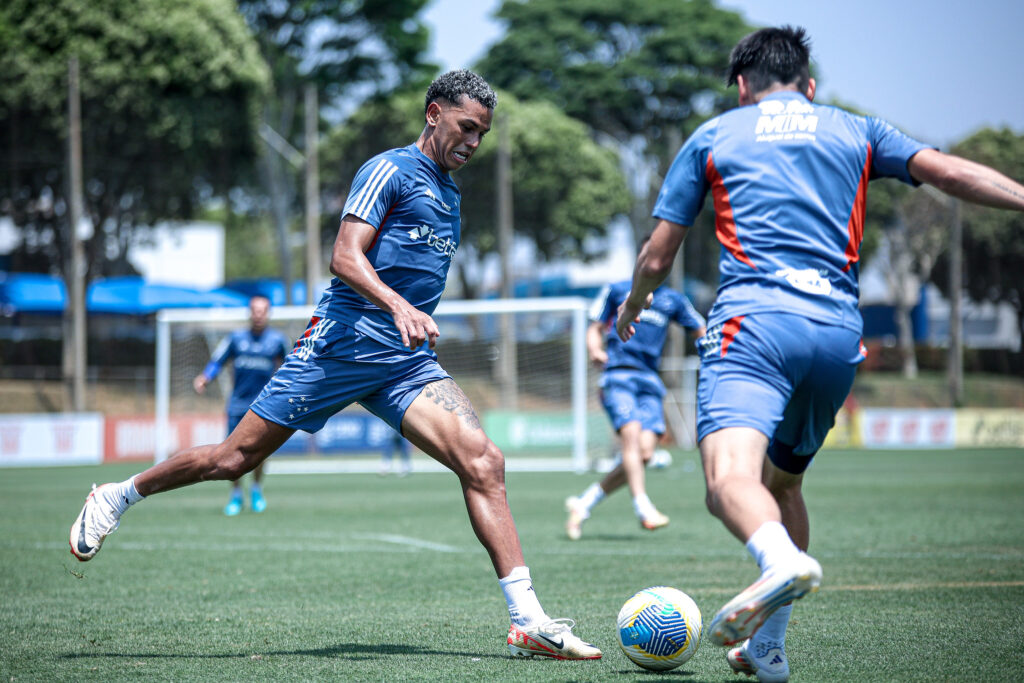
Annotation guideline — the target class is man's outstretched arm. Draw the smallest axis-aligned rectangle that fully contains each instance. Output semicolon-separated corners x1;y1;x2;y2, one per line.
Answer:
615;219;689;341
908;148;1024;211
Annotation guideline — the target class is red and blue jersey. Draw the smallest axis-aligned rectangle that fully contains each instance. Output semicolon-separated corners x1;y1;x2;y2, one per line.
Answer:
203;327;291;416
591;280;705;374
653;91;931;333
314;144;461;350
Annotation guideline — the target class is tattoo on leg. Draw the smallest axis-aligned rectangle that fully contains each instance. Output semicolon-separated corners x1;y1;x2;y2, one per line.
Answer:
422;379;482;430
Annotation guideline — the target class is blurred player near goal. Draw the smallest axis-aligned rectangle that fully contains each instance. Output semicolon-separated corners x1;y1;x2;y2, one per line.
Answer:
565;277;704;540
616;25;1024;682
192;295;290;516
69;69;601;661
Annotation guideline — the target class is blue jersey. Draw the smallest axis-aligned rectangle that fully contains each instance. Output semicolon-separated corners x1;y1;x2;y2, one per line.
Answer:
314;144;461;350
590;280;705;373
653;91;931;334
203;327;291;416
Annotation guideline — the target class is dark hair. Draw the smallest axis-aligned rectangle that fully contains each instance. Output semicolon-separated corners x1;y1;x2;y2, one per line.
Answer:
727;26;811;94
424;69;497;114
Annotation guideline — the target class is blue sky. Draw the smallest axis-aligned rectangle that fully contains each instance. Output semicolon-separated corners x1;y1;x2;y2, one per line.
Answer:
422;0;1024;148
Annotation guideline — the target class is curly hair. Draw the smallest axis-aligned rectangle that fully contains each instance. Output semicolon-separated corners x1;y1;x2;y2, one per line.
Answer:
424;69;497;113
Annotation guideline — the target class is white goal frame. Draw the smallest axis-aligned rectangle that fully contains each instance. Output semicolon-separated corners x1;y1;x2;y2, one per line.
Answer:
154;297;592;471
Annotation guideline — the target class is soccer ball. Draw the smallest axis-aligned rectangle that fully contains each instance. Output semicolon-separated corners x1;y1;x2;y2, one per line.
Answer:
616;586;702;671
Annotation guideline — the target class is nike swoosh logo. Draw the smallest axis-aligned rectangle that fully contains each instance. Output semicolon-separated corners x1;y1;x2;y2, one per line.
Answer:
76;514;94;555
534;633;564;650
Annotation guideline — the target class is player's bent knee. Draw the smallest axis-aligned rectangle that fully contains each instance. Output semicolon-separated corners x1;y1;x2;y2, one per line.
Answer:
458;441;506;490
207;444;259;481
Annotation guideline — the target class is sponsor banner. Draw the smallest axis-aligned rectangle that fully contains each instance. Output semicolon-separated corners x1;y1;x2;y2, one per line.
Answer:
314;414;396;452
483;411;610;452
859;408;956;449
105;415;228;462
822;406;860;448
0;413;103;467
105;412;399;462
955;409;1024;448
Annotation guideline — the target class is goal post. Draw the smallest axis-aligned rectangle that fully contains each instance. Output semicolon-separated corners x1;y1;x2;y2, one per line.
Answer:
154;297;603;471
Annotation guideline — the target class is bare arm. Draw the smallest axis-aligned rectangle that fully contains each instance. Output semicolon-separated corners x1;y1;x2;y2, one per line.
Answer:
330;215;441;349
586;321;608;367
908;149;1024;211
615;219;689;341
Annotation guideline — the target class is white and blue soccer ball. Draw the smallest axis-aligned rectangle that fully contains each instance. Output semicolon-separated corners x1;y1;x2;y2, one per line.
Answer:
616;586;702;671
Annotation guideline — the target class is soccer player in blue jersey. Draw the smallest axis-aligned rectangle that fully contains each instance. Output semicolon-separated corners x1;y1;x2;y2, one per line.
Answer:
69;70;601;661
616;26;1024;682
565;278;704;540
192;295;290;515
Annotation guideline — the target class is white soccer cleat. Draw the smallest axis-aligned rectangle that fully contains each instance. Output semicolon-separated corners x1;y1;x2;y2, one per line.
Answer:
564;496;588;541
728;638;790;682
69;483;122;561
708;552;822;647
507;618;602;660
639;508;670;531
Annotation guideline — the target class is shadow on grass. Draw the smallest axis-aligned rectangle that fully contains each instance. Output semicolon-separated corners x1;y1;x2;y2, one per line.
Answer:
60;641;512;661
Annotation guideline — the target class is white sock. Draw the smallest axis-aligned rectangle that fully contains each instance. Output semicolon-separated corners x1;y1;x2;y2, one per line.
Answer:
499;566;548;627
752;603;793;648
251;482;262;494
577;483;605;514
106;476;145;516
745;521;801;573
632;492;656;519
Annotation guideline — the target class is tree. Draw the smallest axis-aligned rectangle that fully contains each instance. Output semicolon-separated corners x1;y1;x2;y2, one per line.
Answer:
319;90;631;297
235;0;433;298
476;0;752;243
0;0;269;279
935;128;1024;353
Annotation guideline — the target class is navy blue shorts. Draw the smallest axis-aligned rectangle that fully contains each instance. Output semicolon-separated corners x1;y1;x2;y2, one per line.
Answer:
696;312;864;473
600;368;666;435
250;317;450;434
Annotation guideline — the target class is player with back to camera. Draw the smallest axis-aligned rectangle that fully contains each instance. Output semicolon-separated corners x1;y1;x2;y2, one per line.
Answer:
616;26;1024;683
69;69;602;661
564;271;705;540
192;295;290;516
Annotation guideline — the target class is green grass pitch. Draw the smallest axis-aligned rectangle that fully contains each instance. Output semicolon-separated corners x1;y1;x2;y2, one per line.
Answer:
2;449;1023;681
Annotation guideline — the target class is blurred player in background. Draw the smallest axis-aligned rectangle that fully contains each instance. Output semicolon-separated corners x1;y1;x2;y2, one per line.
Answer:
616;25;1024;682
565;277;704;540
193;295;290;516
379;426;412;477
70;69;601;661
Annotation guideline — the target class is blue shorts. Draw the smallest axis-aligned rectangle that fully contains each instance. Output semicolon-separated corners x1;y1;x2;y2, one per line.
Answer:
696;312;864;473
600;368;666;435
250;317;450;434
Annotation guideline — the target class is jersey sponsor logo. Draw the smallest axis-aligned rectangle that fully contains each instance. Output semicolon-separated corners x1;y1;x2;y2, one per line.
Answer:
424;187;452;212
408;224;430;239
637;308;668;327
775;267;833;296
408;224;457;260
234;355;275;371
755;99;818;142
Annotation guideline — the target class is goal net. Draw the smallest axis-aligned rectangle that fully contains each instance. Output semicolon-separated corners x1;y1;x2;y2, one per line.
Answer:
154;297;617;471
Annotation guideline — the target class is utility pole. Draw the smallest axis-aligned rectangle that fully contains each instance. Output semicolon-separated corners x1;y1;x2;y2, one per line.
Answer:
496;112;518;409
304;84;320;305
949;198;964;406
66;56;87;412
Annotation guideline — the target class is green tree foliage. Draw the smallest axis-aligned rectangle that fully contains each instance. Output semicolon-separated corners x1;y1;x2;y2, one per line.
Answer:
236;0;434;289
939;128;1024;317
319;90;630;294
0;0;269;278
476;0;750;158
